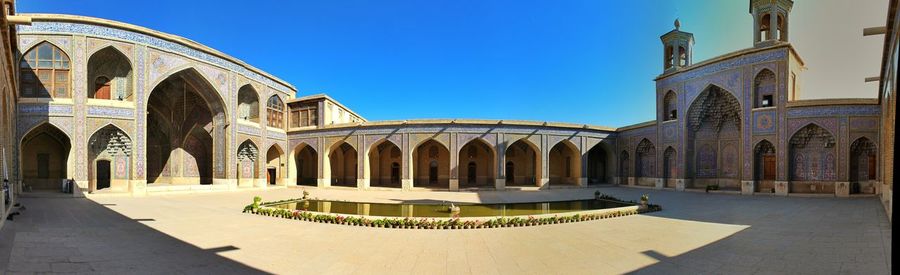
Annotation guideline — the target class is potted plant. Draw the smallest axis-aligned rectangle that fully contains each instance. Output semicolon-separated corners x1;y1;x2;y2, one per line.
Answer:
594;190;602;200
639;194;649;210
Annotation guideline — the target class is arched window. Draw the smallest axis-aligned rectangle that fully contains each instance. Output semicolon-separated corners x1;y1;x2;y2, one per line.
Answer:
237;85;260;122
759;14;771;41
754;69;776;108
663;91;677;120
678;46;687;66
93;76;111;100
19;42;70;98
266;95;284;128
665;46;674;69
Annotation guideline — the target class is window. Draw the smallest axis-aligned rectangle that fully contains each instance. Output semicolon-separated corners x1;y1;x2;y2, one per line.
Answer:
759;14;771;41
762;95;773;107
663;91;677;121
670;110;677;119
290;104;318;127
678;46;687;66
665;46;674;69
266;95;284;128
20;42;70;98
776;14;785;40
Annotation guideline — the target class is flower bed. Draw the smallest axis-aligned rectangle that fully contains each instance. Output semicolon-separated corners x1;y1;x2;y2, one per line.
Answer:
242;195;662;230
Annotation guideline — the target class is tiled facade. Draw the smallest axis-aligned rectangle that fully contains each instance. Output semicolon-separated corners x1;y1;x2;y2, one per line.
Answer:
0;0;895;224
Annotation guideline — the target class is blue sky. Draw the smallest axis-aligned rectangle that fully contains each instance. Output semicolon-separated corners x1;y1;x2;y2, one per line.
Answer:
18;1;880;127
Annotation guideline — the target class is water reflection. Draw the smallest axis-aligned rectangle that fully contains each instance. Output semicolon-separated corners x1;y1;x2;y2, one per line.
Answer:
269;199;631;218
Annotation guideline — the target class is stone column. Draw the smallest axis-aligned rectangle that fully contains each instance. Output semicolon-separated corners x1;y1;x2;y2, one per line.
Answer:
357;134;368;190
494;133;505;190
539;134;549;188
401;134;412;190
132;45;148;196
317;136;329;188
449;132;459;191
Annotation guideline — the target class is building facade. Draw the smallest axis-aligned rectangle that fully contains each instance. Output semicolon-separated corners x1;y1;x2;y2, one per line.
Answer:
0;0;895;223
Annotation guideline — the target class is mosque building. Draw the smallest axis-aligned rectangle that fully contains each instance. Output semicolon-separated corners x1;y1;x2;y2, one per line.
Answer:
0;0;895;225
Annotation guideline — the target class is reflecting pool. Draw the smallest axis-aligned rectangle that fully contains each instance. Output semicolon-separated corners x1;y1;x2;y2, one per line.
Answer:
268;199;632;218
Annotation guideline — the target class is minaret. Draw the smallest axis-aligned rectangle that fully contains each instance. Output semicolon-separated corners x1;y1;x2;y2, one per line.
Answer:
750;0;794;47
660;19;694;73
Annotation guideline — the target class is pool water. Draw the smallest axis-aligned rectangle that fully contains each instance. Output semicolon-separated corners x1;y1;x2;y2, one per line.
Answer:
268;199;632;218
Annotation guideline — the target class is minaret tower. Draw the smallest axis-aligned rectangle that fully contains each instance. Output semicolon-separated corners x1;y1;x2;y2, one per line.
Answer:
660;19;694;73
750;0;794;47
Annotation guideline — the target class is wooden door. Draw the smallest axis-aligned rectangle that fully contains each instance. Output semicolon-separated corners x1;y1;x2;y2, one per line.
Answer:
94;77;111;99
505;162;514;184
763;155;776;180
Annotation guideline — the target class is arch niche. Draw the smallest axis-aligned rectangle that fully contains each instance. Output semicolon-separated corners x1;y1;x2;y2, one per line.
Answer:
20;123;72;191
548;140;580;186
753;140;776;192
236;140;259;187
368;140;402;188
504;139;540;186
586;143;613;185
293;143;318;186
88;125;132;193
458;138;495;189
412;139;450;189
87;46;132;101
146;68;228;185
686;85;742;190
788;124;836;194
326;141;358;187
634;138;657;187
266;144;285;186
849;137;877;194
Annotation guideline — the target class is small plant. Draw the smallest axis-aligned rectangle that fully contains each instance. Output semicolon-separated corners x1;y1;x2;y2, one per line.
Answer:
640;194;649;202
301;189;310;200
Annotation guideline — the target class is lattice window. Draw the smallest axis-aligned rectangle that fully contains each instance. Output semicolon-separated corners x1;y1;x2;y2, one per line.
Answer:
20;42;70;98
267;95;285;128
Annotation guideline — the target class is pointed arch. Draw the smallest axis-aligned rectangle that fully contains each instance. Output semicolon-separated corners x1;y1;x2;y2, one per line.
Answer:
236;140;260;187
849;137;877;194
505;138;541;186
753;68;776;108
619;150;630;181
146;67;228;184
326;140;358;187
19;41;71;98
634;138;657;182
265;143;285;185
412;139;450;188
789;124;836;192
88;124;133;192
292;142;318;186
367;138;402;188
686;84;742;189
586;141;613;185
549;139;580;186
663;90;678;121
88;46;133;101
662;146;676;187
458;138;496;188
20;123;73;191
266;94;285;128
238;84;261;123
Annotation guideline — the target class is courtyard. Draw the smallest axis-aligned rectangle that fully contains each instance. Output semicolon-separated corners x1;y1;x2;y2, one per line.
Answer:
0;187;891;274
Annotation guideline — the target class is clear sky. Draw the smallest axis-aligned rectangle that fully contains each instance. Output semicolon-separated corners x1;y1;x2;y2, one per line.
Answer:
17;0;885;127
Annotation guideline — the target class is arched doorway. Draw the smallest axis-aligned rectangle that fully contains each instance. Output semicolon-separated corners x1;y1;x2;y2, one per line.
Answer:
294;144;317;186
635;139;656;187
504;139;540;186
328;141;357;187
754;140;776;192
236;140;259;188
88;125;132;193
368;140;402;188
458;139;495;189
549;140;580;186
789;124;836;194
686;85;742;190
146;68;227;185
663;146;676;188
20;123;71;191
587;143;611;185
849;137;877;194
266;145;284;186
412;139;449;189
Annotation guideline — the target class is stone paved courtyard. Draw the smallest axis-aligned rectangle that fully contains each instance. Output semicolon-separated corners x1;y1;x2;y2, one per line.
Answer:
0;187;891;274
